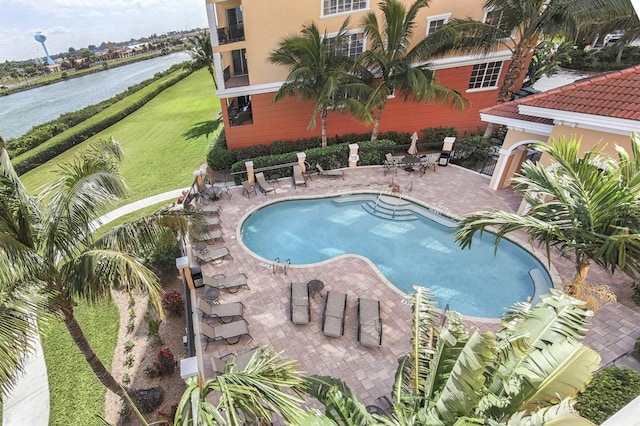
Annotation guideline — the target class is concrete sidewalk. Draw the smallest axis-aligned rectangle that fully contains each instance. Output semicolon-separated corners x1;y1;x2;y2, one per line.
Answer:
2;188;187;426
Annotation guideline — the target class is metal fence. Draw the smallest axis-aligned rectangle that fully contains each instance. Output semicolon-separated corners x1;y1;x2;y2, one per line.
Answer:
450;145;499;176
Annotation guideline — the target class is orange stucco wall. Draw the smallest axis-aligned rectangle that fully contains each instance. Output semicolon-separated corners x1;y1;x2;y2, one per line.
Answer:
223;63;510;149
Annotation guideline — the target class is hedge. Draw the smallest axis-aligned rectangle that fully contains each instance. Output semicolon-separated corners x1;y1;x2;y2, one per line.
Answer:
12;68;193;175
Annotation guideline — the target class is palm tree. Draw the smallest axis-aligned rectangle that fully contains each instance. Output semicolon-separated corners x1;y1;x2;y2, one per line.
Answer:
188;31;217;89
309;286;600;425
0;137;190;398
455;134;640;310
268;19;368;148
358;0;467;141
174;347;310;425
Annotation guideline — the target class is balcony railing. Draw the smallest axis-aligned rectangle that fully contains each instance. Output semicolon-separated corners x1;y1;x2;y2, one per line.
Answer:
223;66;249;88
217;25;245;45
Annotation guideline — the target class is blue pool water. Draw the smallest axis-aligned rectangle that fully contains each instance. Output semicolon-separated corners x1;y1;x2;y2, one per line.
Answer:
240;196;552;317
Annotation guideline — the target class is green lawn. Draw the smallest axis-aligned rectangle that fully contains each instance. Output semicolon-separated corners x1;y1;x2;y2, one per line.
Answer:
16;68;220;424
20;68;220;204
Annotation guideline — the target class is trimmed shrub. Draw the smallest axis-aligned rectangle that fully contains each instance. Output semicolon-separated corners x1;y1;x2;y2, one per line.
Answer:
161;290;184;317
420;126;458;144
236;144;270;161
207;146;238;172
575;366;640;424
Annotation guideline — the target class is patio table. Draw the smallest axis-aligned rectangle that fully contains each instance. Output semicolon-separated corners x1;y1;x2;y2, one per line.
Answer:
402;155;421;172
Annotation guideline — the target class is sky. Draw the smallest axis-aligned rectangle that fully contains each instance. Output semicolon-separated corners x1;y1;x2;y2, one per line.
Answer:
0;0;209;62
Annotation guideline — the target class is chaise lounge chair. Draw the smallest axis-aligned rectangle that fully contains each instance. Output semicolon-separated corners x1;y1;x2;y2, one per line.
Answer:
192;229;224;243
204;273;250;293
190;199;222;215
316;164;344;180
197;299;244;324
357;298;382;347
255;172;276;195
204;216;221;228
242;180;257;198
192;246;232;264
322;291;347;337
438;137;456;166
290;282;310;324
292;165;307;188
200;319;252;349
210;346;260;376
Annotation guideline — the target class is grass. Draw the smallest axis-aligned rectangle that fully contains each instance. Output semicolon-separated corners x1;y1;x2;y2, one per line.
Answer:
20;68;220;204
14;68;221;423
41;301;120;426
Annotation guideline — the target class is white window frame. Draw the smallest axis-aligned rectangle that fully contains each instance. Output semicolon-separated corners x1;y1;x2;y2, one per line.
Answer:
467;61;503;92
321;0;370;18
426;13;451;35
324;29;366;59
482;8;517;38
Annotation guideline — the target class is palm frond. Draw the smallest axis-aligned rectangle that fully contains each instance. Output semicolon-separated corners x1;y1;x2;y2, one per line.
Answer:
306;375;377;425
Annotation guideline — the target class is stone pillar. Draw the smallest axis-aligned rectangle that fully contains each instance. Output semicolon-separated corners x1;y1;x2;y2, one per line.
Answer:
245;161;255;185
348;143;359;169
297;152;307;173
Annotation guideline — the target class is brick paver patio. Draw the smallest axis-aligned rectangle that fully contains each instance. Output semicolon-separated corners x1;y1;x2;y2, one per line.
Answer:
189;163;640;412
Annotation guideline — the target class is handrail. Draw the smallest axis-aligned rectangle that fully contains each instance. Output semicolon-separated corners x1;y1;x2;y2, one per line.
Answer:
284;259;291;275
273;257;280;275
372;184;387;213
392;188;408;218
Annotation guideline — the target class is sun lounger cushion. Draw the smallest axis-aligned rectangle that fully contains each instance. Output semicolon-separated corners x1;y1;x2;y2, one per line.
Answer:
322;291;347;337
203;273;250;293
255;172;275;195
358;298;382;347
290;282;310;324
293;165;307;188
201;319;251;349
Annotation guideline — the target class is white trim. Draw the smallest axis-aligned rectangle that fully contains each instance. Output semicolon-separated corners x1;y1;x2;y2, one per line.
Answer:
322;28;366;59
467;60;504;90
320;0;370;18
466;86;498;93
426;13;452;35
217;81;283;98
480;113;554;136
518;106;640;136
427;50;512;70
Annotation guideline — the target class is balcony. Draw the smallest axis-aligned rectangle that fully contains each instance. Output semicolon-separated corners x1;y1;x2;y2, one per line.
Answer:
223;66;249;88
217;25;245;45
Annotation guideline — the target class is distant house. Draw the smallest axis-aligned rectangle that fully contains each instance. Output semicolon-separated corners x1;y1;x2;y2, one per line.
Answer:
480;64;640;196
46;63;62;73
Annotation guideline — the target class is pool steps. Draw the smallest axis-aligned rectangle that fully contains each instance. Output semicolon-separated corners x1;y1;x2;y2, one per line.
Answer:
333;194;457;227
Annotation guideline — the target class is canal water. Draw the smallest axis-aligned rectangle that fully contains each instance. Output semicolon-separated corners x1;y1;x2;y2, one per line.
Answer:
0;52;191;140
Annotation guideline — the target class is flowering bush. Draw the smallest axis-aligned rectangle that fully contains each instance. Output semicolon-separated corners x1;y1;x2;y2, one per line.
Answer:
161;290;184;317
155;347;175;376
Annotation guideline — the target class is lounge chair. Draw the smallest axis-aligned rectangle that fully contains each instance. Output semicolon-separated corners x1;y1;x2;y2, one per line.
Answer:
190;199;222;215
205;216;221;228
357;298;382;347
438;137;456;166
383;153;398;175
316;164;344;180
322;291;347;337
292;165;307;188
242;180;257;198
192;246;232;264
204;273;250;293
197;299;244;324
211;346;260;376
192;229;224;243
255;172;276;195
290;282;310;324
200;319;251;349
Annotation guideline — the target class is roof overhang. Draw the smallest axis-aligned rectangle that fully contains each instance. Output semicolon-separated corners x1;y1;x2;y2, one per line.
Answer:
480;112;553;137
519;106;640;136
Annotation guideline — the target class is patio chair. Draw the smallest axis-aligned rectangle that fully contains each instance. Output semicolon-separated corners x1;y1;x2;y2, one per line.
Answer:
192;229;224;243
292;165;307;188
316;164;344;180
418;153;438;176
200;319;251;349
205;216;221;228
211;346;260;376
290;282;310;324
190;199;222;215
357;298;382;347
204;273;250;293
197;299;244;324
255;172;276;195
242;180;257;198
322;291;347;337
383;153;398;176
438;137;456;166
192;246;232;264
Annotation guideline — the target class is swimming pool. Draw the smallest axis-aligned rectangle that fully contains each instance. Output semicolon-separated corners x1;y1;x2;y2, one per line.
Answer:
240;195;552;318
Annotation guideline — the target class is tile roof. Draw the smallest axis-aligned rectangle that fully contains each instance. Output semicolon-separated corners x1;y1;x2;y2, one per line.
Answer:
481;64;640;123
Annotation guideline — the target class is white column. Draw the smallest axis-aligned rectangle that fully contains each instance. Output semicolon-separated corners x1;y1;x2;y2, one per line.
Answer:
348;143;359;169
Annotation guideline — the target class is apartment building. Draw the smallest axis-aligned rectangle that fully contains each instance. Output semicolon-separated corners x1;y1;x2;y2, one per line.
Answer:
204;0;519;149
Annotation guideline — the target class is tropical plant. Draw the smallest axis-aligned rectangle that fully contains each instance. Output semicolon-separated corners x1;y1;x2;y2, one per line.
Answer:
0;136;191;398
187;30;217;89
575;366;640;424
173;347;310;425
358;0;467;141
268;19;367;147
309;286;600;425
455;134;640;311
522;39;573;88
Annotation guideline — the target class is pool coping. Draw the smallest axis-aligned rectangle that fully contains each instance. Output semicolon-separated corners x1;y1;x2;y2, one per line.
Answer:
234;190;562;323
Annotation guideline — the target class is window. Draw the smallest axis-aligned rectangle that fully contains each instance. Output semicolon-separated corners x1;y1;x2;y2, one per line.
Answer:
483;8;513;35
323;0;367;16
426;13;451;35
326;32;364;59
468;61;503;89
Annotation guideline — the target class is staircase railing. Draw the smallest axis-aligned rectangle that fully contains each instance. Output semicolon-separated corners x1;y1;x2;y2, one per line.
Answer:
372;184;387;213
284;259;291;275
272;257;280;275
